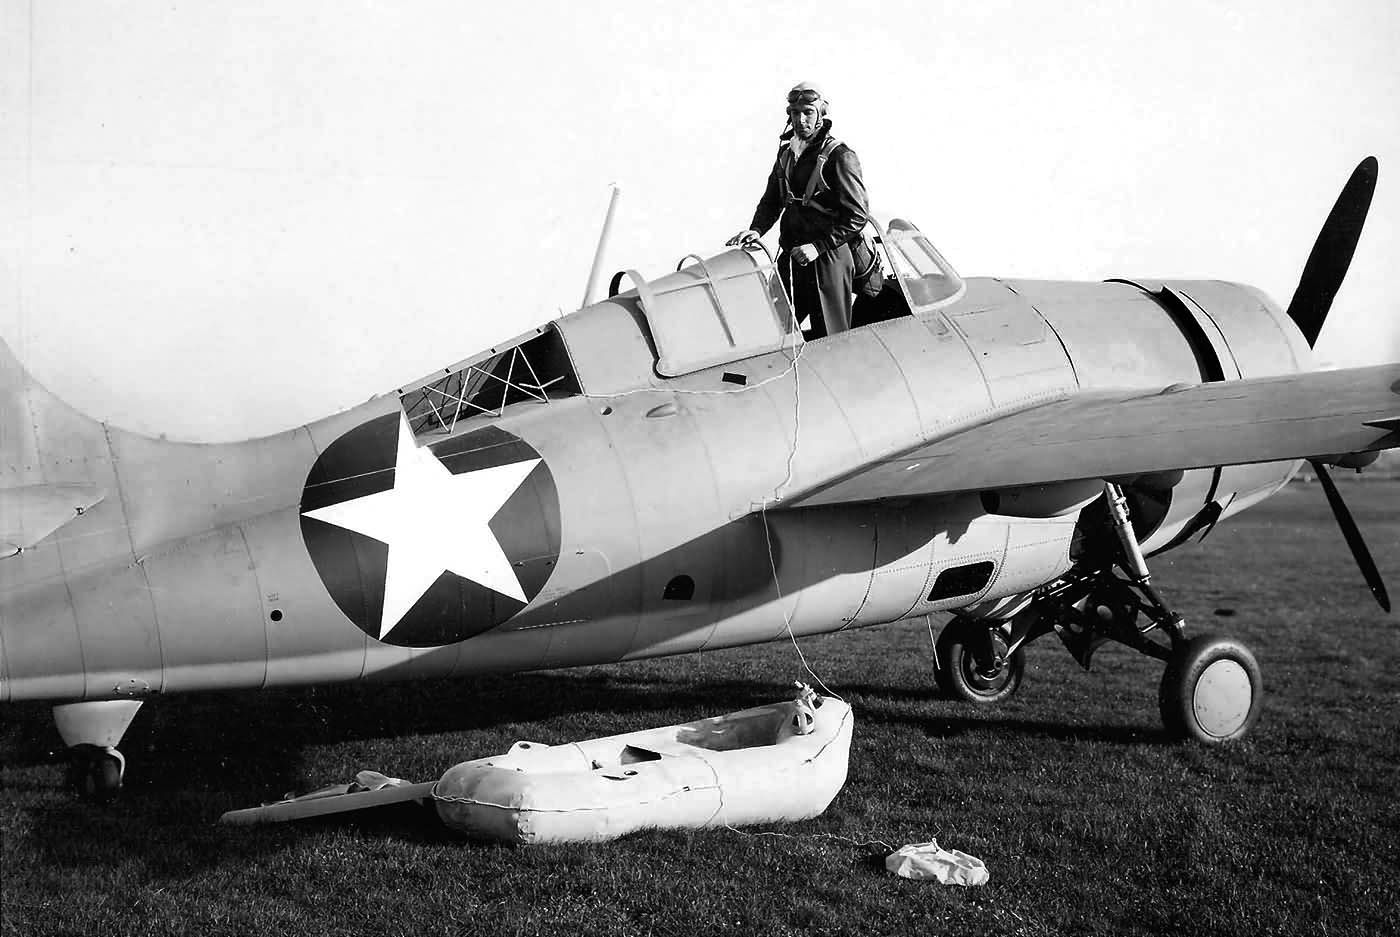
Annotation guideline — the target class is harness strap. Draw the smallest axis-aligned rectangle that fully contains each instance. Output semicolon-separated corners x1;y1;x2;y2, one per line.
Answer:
778;135;842;215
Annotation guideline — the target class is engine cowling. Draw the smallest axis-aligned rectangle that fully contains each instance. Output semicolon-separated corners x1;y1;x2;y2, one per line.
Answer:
995;277;1311;552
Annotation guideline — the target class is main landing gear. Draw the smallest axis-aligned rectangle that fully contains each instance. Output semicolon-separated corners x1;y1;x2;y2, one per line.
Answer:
934;483;1264;742
933;617;1025;705
53;700;144;802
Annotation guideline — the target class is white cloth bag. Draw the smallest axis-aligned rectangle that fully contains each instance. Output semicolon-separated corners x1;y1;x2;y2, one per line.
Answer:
885;841;989;885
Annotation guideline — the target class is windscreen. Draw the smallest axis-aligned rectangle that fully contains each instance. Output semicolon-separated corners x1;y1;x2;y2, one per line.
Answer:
882;219;965;313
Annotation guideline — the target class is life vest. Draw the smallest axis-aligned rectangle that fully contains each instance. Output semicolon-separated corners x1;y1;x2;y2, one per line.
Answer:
777;134;842;216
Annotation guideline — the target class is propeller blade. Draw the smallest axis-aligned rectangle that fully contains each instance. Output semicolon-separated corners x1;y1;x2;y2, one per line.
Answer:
1285;157;1379;347
1309;459;1391;612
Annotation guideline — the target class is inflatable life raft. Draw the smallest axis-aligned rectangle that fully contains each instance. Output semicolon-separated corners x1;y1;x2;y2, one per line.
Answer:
432;687;853;845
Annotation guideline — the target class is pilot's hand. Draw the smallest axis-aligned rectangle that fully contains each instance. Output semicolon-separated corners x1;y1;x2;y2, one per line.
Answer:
726;229;760;247
792;243;820;265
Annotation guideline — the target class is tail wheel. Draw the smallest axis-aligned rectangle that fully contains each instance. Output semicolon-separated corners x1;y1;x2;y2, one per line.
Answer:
1159;634;1263;743
935;617;1025;704
66;744;126;803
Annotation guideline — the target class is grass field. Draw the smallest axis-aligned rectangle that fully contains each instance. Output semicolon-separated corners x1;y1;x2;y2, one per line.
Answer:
3;481;1397;937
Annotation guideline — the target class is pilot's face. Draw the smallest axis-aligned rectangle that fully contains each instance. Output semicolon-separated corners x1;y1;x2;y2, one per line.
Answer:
787;104;821;140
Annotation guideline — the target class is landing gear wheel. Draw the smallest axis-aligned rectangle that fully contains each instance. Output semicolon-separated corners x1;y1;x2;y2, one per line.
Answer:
935;618;1025;705
1159;634;1262;743
66;744;126;803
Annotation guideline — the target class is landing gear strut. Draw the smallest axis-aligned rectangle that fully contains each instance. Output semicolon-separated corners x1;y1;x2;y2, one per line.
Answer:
1071;483;1263;741
1050;483;1264;741
53;699;143;802
938;482;1264;741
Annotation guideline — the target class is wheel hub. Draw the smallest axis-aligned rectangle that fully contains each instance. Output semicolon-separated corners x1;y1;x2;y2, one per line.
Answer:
964;635;1012;692
1192;659;1253;738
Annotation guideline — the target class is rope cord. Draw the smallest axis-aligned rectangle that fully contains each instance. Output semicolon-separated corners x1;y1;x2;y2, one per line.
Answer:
757;250;841;701
713;705;894;852
722;826;898;854
575;245;841;700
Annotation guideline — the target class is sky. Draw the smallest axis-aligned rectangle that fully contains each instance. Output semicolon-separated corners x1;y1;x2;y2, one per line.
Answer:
2;0;1398;441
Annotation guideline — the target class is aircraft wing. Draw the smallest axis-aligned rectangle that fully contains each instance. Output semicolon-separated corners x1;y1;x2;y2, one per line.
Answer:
788;363;1400;507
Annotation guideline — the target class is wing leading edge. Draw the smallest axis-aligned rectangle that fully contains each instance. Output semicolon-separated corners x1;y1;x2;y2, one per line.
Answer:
788;363;1400;508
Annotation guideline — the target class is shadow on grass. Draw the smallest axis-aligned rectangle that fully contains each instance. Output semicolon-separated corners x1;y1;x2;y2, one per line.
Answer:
5;669;780;876
838;684;1173;746
7;669;1165;773
918;714;1168;745
4;669;776;765
7;666;1171;879
21;794;465;881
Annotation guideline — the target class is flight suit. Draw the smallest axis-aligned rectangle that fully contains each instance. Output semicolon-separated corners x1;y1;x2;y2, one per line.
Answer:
748;119;869;338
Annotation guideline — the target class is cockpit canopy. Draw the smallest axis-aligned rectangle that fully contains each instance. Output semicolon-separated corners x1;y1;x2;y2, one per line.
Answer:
876;217;965;314
396;217;963;437
615;217;963;377
618;247;798;378
398;325;579;439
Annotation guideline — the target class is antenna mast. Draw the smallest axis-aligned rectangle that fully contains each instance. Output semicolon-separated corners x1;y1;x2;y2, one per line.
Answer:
581;185;621;308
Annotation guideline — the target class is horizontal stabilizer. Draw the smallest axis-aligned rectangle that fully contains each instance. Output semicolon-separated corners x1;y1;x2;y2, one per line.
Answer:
220;775;434;825
788;363;1400;507
0;484;104;557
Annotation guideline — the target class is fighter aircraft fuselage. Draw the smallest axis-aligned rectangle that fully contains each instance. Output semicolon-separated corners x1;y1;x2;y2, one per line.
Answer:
0;270;1307;704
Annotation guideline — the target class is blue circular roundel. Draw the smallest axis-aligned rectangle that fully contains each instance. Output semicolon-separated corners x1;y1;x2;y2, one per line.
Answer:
299;412;560;647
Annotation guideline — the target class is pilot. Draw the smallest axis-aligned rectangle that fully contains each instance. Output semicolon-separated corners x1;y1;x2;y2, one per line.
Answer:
728;82;870;338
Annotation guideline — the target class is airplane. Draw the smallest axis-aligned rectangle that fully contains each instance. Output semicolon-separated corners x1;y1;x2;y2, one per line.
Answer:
2;157;1397;803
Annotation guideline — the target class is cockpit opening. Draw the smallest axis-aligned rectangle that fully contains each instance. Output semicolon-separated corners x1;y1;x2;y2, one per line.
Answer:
611;218;963;371
398;325;579;439
818;216;967;333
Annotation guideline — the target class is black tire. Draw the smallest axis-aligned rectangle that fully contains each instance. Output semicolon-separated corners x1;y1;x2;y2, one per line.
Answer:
1159;633;1263;743
935;617;1025;704
68;744;124;803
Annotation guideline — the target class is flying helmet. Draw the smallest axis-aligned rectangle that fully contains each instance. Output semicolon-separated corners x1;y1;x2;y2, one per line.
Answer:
786;81;829;116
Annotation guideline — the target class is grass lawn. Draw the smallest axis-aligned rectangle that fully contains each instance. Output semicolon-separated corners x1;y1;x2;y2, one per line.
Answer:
2;480;1397;936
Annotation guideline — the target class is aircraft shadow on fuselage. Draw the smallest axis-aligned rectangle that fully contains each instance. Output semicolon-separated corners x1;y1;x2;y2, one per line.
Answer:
358;500;978;656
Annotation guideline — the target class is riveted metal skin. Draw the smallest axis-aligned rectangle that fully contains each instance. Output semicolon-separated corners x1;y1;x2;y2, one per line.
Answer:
0;240;1387;703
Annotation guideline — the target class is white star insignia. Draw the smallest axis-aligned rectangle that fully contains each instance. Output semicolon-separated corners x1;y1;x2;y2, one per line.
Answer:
303;413;541;640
